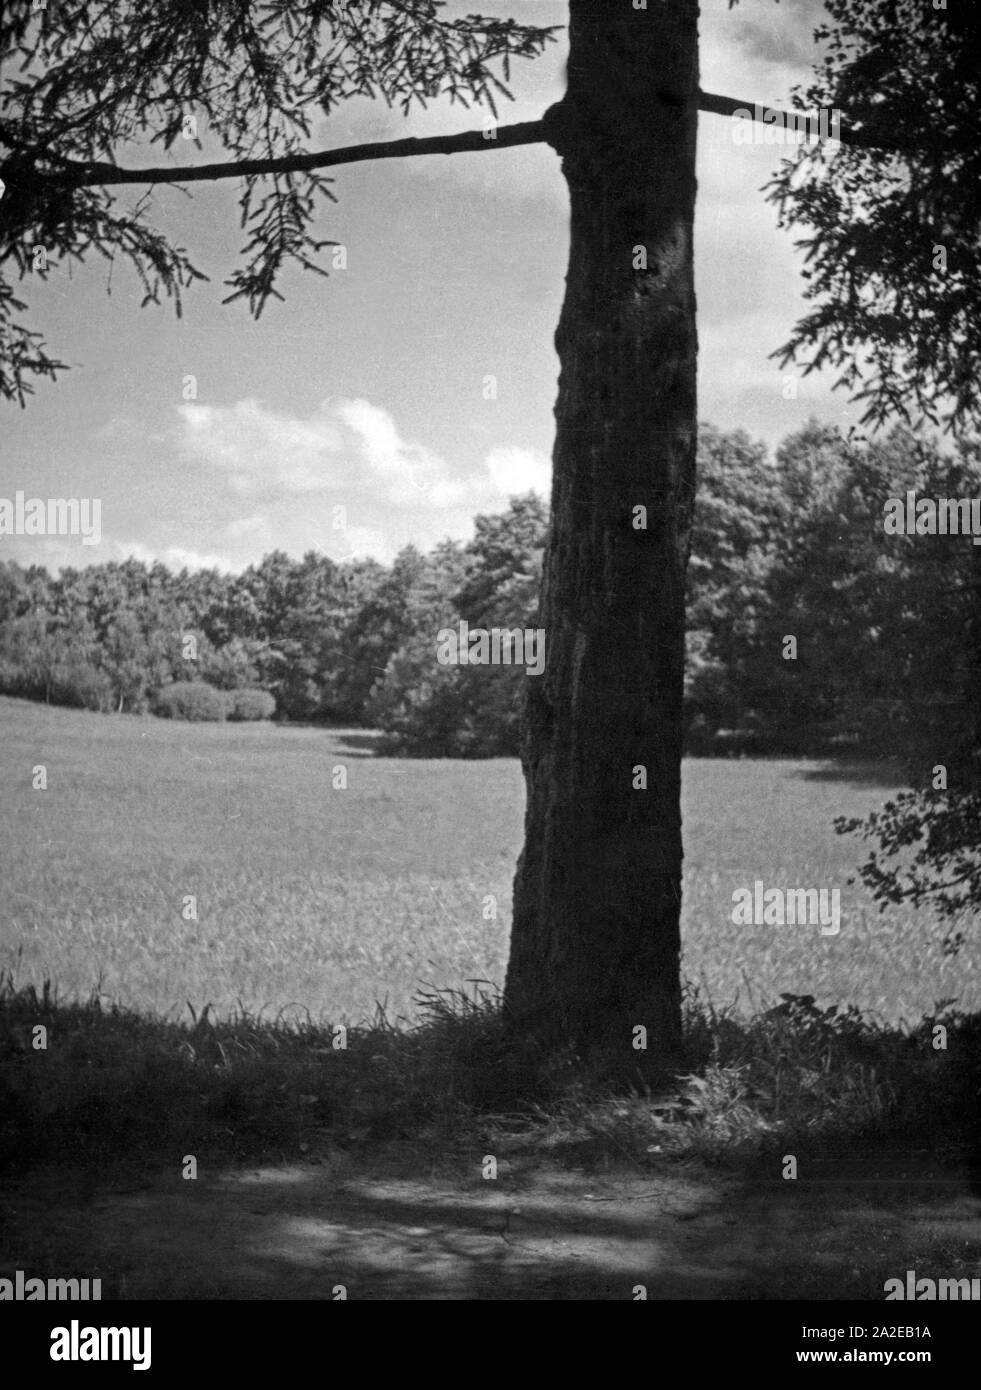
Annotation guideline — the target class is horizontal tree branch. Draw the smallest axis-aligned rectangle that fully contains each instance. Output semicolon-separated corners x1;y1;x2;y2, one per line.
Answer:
696;90;897;152
22;90;896;191
55;118;548;188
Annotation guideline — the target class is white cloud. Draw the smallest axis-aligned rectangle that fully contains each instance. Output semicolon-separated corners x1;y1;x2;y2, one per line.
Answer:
337;397;451;503
177;399;344;496
485;445;551;498
115;540;237;573
0;535;100;574
163;396;551;567
330;523;392;561
224;515;274;544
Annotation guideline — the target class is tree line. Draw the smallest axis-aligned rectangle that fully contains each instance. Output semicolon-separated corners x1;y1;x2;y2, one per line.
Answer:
1;417;975;767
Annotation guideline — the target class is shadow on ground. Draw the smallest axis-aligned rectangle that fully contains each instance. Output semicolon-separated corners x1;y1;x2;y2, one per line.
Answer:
328;730;389;758
2;1143;978;1300
269;724;386;757
790;760;909;790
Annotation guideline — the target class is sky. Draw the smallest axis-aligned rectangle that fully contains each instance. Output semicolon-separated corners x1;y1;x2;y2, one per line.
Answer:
0;0;862;574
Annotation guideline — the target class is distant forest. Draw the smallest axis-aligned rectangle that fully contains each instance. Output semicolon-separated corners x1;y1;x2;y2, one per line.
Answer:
2;420;978;762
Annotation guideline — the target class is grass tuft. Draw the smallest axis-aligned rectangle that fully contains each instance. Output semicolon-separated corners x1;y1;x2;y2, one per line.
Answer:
3;971;977;1183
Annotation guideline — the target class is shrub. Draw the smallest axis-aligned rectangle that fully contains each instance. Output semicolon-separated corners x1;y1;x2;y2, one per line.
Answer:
0;657;36;700
50;661;115;713
153;681;228;722
365;636;524;758
227;687;276;722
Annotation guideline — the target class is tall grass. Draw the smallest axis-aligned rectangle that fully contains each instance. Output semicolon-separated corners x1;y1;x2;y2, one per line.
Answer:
2;971;977;1181
1;697;974;1029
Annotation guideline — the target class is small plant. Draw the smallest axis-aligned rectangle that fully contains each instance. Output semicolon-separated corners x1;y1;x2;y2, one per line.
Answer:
153;681;228;722
227;687;276;722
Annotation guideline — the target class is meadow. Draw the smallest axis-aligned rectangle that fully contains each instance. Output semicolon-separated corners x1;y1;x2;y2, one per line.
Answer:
1;695;976;1028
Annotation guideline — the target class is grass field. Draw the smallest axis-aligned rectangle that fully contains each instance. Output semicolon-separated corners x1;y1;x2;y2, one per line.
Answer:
1;695;976;1028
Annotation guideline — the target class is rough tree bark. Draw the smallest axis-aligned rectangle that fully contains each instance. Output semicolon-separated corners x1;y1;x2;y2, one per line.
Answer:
504;0;699;1069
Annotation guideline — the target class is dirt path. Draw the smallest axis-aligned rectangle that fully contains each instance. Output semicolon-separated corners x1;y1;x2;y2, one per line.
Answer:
3;1146;979;1299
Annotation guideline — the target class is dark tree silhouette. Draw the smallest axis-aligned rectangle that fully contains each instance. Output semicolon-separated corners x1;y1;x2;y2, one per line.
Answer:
767;0;981;433
766;0;981;943
503;1;698;1064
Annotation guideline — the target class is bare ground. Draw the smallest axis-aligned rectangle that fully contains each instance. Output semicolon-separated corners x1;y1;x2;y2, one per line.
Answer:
3;1144;979;1300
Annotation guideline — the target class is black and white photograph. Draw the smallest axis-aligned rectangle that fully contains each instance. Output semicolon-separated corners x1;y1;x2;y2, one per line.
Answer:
1;0;979;1349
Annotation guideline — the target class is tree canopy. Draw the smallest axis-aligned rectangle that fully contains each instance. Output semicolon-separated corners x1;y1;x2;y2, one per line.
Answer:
767;0;981;431
0;0;557;403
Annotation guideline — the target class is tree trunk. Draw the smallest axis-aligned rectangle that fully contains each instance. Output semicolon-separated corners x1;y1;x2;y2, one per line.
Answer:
504;0;699;1070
